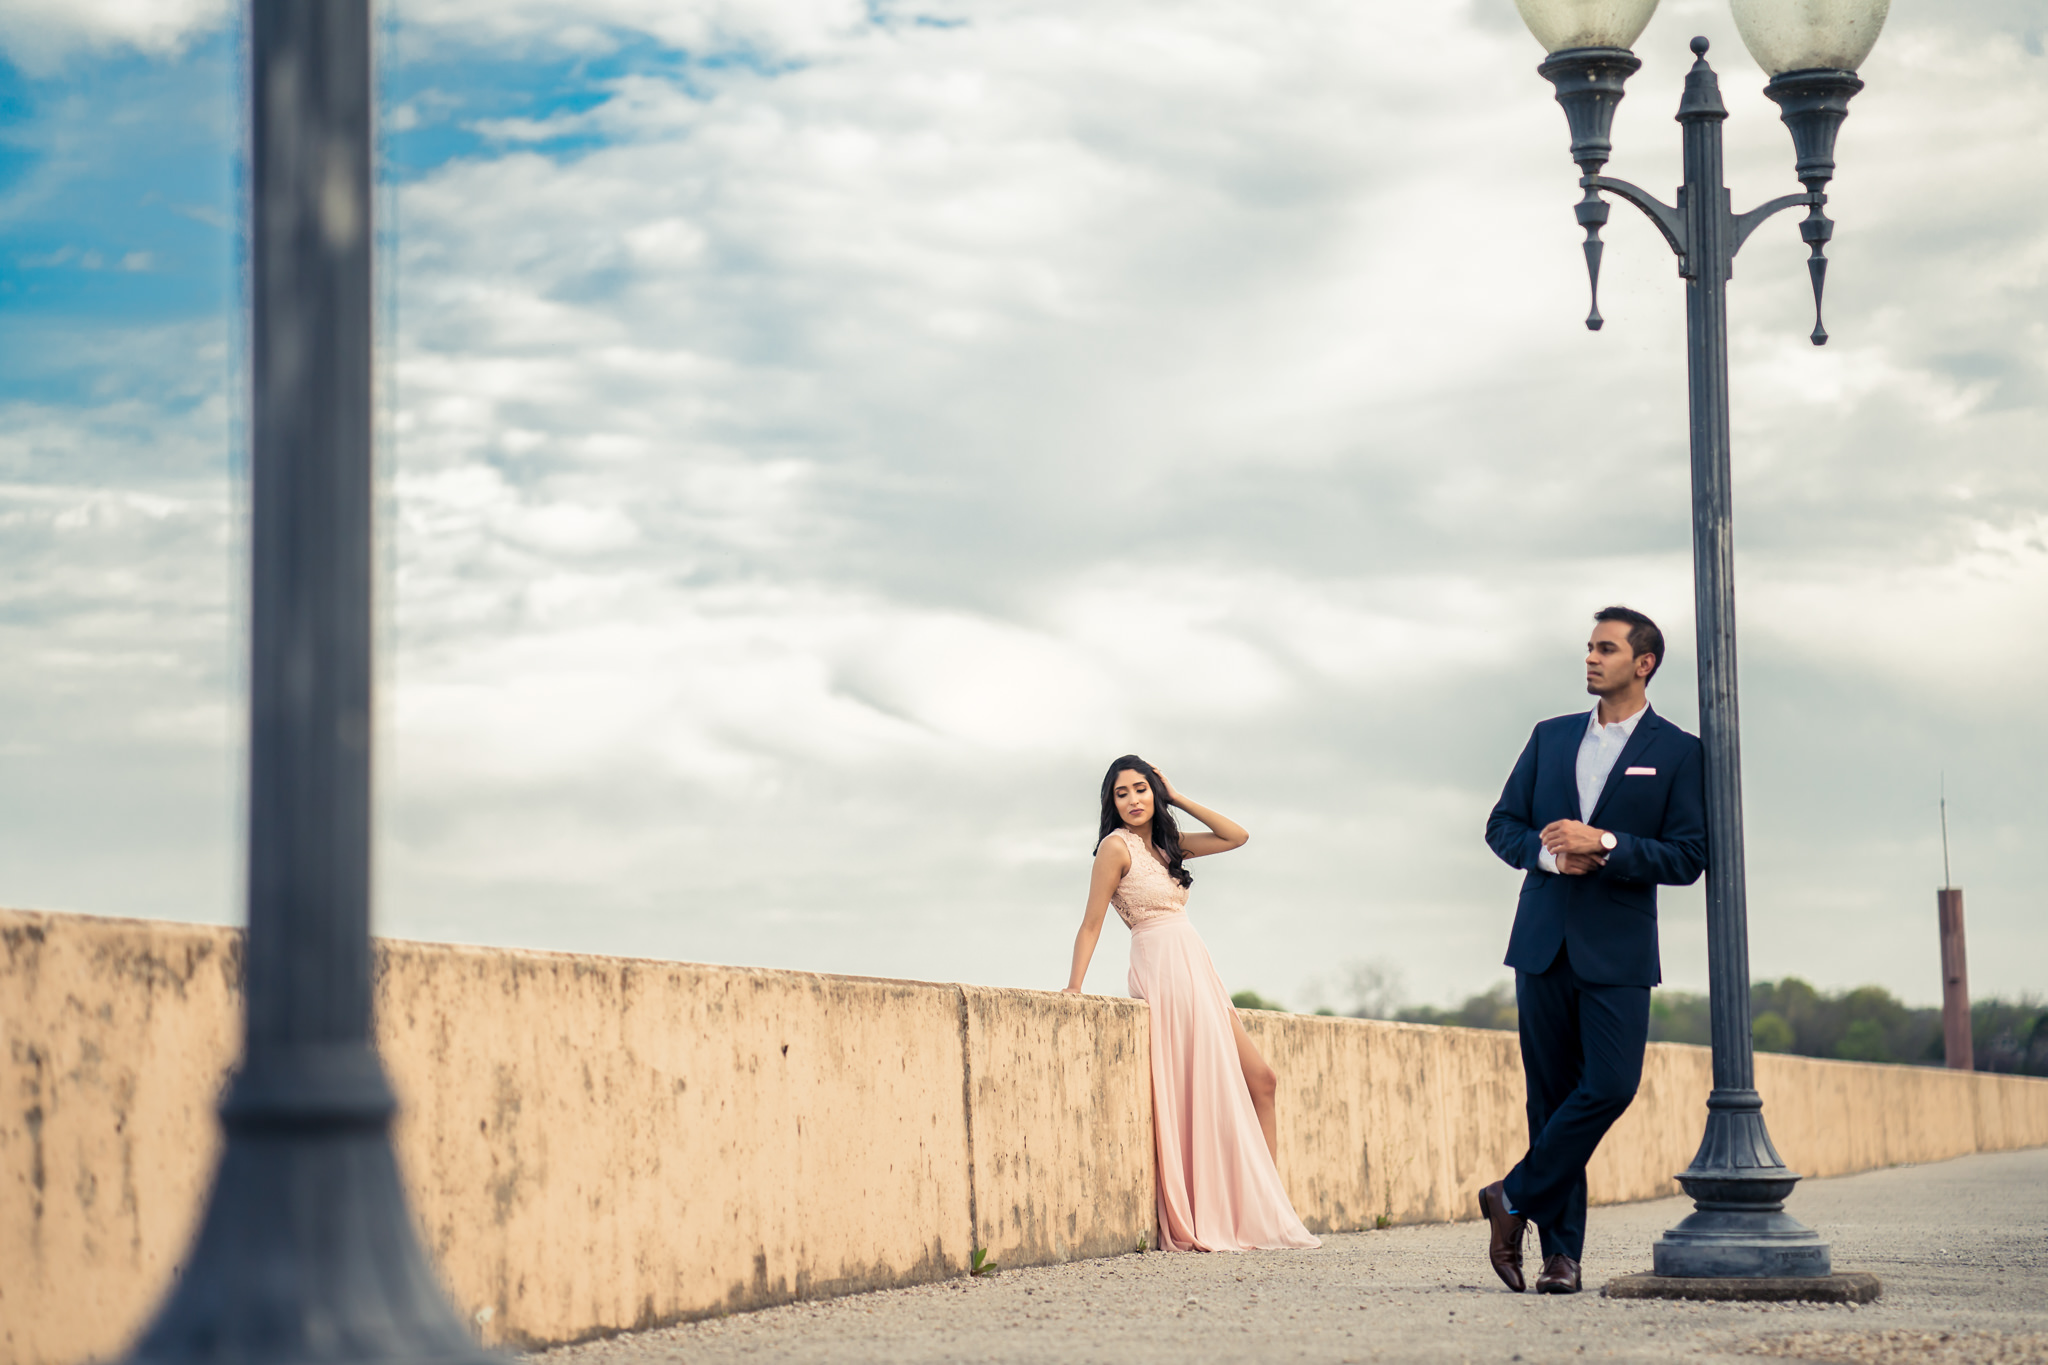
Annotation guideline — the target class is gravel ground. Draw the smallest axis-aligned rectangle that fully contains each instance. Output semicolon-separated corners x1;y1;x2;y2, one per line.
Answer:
536;1147;2048;1365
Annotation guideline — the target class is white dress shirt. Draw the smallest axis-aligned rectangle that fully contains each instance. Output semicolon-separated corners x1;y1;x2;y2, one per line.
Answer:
1537;700;1648;875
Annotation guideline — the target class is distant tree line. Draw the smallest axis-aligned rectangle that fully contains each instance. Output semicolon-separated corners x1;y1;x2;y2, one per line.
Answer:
1389;982;1519;1033
1239;969;2048;1077
1655;979;2048;1076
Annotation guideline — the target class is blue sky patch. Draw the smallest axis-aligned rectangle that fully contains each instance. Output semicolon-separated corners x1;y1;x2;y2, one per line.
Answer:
0;23;780;410
380;32;785;180
0;36;238;330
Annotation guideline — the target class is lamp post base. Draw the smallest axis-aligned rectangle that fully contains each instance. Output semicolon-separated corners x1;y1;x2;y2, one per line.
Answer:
124;1051;495;1365
1653;1086;1831;1278
1606;1272;1880;1303
1652;1208;1832;1278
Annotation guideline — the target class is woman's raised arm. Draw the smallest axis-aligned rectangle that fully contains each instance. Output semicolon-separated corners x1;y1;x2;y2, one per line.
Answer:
1063;838;1129;993
1154;769;1248;859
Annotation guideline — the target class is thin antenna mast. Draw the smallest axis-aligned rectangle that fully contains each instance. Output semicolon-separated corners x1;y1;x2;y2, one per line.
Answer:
1939;771;1951;890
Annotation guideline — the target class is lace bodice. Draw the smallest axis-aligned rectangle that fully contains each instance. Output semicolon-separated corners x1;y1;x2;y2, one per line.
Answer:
1103;827;1189;929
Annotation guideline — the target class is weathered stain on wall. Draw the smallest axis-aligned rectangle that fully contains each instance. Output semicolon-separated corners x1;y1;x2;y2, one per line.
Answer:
0;913;241;1365
1238;1013;1528;1231
5;906;2048;1365
377;941;979;1348
959;986;1152;1266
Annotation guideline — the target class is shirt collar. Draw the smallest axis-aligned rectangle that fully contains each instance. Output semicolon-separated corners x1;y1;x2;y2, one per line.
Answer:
1587;699;1649;737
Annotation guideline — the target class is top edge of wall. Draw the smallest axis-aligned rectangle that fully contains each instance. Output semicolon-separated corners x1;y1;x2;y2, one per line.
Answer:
0;905;1086;1002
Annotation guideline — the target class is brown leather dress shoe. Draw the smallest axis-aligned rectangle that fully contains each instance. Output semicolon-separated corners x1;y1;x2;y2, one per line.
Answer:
1477;1181;1527;1292
1535;1253;1582;1294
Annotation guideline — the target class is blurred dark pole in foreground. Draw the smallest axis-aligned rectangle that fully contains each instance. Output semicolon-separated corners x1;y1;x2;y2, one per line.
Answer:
122;5;494;1362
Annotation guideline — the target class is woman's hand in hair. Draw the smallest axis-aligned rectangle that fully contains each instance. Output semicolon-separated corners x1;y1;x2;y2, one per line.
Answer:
1152;767;1182;808
1168;781;1250;858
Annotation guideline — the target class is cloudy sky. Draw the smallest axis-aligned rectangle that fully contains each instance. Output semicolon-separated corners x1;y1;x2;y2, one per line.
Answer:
3;0;2044;1014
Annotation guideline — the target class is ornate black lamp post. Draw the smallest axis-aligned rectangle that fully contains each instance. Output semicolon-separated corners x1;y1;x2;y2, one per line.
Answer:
1512;0;1888;1280
121;4;495;1361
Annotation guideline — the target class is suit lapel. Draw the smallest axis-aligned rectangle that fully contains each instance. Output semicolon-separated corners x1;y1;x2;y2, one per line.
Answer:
1588;706;1662;827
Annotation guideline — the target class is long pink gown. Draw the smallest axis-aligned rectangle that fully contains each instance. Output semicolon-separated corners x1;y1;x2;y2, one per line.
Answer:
1105;827;1321;1253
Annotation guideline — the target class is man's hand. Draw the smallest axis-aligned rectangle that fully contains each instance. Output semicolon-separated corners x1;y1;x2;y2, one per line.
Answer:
1554;850;1607;876
1541;819;1610;857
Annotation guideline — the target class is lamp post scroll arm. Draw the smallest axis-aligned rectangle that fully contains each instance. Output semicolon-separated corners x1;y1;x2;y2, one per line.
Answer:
1731;190;1823;261
1582;174;1687;264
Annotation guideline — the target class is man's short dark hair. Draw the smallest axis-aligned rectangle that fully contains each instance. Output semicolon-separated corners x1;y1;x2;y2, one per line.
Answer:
1594;606;1664;683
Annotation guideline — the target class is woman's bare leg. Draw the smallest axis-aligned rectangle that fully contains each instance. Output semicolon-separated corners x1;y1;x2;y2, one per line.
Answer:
1230;1007;1281;1162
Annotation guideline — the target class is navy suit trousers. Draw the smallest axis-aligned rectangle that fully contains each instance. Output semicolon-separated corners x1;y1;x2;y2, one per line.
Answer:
1501;943;1650;1262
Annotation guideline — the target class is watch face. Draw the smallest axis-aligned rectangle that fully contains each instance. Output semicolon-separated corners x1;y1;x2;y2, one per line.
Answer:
1601;832;1618;851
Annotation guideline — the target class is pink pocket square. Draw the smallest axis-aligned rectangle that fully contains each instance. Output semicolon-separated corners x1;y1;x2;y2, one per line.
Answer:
1624;766;1656;776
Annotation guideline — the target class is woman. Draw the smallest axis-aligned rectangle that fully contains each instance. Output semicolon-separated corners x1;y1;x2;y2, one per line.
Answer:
1063;755;1319;1253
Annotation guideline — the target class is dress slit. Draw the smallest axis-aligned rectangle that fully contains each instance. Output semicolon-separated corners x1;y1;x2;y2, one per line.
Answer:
1106;827;1318;1253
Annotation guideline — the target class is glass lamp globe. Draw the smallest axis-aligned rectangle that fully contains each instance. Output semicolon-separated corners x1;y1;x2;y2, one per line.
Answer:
1514;0;1661;54
1731;0;1889;75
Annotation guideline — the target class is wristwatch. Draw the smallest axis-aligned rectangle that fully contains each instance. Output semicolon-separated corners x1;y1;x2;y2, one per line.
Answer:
1599;831;1618;852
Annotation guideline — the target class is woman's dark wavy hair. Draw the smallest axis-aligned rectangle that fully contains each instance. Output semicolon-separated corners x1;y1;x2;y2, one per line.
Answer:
1097;754;1192;888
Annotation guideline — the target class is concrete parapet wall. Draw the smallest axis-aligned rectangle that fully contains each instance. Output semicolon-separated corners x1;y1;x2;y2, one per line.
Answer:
0;911;1148;1364
1237;1013;1526;1230
5;907;2047;1365
959;986;1153;1266
378;941;977;1345
0;910;242;1365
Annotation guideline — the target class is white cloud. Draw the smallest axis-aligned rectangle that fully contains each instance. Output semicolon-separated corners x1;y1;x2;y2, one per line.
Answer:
1749;514;2048;695
9;1;2048;1010
399;0;872;60
0;0;230;70
364;1;2048;1002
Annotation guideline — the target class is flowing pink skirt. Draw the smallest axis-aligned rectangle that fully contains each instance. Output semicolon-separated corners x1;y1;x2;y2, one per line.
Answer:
1128;915;1320;1253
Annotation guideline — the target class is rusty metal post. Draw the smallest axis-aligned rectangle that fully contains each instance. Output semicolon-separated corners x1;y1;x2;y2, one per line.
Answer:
1937;888;1972;1071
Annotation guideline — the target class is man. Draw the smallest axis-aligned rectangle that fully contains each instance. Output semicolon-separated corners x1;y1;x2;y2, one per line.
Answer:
1477;606;1708;1294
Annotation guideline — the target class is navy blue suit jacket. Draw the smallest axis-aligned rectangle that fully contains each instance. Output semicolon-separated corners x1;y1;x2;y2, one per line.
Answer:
1484;705;1708;988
